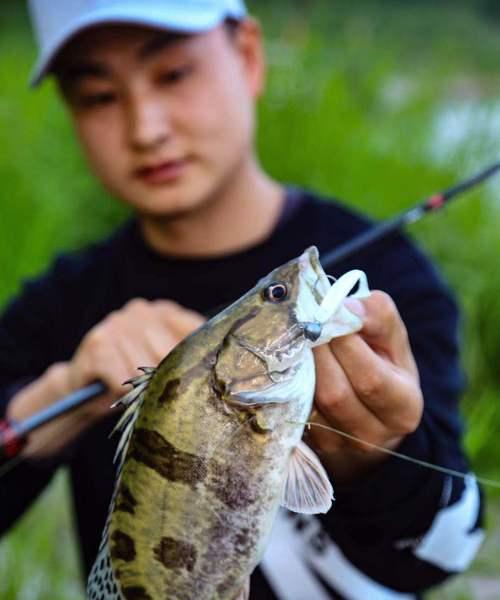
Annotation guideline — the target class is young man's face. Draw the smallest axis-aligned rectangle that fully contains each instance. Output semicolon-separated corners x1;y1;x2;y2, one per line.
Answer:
56;21;264;218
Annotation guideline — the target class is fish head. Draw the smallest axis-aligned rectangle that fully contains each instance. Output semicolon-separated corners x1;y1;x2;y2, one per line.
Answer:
213;247;365;410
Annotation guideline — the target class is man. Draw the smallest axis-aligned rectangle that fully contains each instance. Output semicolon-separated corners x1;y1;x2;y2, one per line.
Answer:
0;1;484;598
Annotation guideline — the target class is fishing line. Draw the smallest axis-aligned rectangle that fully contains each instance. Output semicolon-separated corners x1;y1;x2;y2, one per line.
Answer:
287;420;500;489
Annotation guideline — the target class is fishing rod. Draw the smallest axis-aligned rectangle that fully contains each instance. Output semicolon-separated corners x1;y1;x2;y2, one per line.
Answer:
0;382;105;465
1;160;499;467
321;159;500;268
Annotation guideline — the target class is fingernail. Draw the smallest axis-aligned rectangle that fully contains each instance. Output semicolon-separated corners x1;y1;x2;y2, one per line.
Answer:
343;297;366;319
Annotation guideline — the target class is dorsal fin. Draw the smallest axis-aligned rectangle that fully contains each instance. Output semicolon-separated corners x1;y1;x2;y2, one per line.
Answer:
87;368;155;598
111;367;155;467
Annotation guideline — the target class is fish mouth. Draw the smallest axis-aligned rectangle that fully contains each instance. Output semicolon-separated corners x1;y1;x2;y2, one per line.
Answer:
293;247;332;334
299;247;331;305
294;247;367;346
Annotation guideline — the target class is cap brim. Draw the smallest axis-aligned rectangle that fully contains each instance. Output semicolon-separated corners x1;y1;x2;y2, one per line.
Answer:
30;6;242;87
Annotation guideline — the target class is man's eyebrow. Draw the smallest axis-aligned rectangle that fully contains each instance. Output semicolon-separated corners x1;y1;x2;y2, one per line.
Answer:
137;31;189;61
58;62;111;84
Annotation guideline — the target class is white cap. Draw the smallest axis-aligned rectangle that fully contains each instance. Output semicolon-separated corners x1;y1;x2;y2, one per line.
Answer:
28;0;247;86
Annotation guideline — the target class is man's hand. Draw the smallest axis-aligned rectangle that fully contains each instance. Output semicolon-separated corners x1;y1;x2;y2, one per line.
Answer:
67;299;205;419
307;291;423;484
8;299;205;457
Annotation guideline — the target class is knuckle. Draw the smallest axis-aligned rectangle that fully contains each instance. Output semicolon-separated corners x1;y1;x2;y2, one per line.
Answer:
316;384;350;413
357;372;384;398
46;362;72;393
397;420;418;436
399;402;423;435
154;299;177;309
126;298;149;313
386;403;423;436
46;362;66;379
84;328;105;350
154;300;179;316
105;311;122;329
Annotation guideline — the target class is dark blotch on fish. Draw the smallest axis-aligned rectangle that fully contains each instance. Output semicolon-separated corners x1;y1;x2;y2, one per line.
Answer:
234;527;255;557
217;577;233;595
154;537;197;572
158;378;180;406
115;484;138;515
130;428;208;488
210;521;256;563
110;530;136;563
121;586;153;600
209;462;258;510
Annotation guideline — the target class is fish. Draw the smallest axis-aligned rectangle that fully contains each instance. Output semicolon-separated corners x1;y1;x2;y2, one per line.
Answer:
87;246;369;600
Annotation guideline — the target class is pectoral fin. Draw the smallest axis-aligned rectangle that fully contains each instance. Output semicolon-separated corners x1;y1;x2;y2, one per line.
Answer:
281;441;334;514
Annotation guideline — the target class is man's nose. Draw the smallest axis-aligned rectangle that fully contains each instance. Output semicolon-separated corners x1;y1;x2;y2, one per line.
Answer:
127;94;171;151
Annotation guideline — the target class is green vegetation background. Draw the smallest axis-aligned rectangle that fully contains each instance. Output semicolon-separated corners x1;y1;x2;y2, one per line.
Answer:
1;1;500;598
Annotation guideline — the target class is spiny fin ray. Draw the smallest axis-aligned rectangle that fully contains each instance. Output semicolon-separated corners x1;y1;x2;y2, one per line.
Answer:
111;368;155;466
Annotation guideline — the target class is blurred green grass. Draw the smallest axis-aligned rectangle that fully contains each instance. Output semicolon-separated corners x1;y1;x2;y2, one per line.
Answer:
0;471;83;600
1;1;500;598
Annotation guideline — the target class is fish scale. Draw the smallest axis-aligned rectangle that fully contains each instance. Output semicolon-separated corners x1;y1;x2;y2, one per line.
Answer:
87;247;369;600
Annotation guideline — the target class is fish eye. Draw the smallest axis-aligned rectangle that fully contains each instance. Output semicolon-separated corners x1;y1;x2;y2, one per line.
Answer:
263;282;288;303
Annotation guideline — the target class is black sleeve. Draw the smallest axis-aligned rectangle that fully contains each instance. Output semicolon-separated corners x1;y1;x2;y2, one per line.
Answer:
0;273;71;535
315;234;484;594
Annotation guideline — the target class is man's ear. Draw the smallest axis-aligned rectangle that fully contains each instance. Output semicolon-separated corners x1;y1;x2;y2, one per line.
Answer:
233;17;266;99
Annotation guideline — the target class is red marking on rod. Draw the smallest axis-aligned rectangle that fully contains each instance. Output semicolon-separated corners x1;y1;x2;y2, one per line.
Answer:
427;194;445;210
0;420;24;458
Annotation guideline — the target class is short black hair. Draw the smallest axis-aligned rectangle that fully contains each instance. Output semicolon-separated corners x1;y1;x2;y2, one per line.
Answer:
224;17;242;38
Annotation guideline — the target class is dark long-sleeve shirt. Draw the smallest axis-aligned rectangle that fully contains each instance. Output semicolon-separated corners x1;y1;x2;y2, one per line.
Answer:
0;190;484;599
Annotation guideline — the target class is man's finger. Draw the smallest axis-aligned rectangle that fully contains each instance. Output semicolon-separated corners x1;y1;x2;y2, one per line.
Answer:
351;291;410;364
143;325;182;362
328;332;420;430
313;345;386;447
153;300;205;336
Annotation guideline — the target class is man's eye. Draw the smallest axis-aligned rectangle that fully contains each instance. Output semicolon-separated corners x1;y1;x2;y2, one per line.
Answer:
78;92;117;108
157;66;193;85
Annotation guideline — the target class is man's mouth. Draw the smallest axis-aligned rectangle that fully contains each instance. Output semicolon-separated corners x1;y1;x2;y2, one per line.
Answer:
134;159;189;185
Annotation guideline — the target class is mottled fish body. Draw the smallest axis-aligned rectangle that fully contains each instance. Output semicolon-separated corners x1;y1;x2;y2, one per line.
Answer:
87;247;369;600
